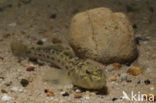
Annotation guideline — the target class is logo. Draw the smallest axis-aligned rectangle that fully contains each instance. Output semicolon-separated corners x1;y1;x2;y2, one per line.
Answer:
122;91;155;102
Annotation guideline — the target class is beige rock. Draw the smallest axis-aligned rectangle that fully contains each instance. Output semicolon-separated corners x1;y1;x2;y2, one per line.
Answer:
74;93;82;98
69;7;137;64
110;76;117;81
127;67;142;76
112;63;121;70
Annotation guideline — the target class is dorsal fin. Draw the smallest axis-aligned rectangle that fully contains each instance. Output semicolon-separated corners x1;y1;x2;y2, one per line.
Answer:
43;43;75;57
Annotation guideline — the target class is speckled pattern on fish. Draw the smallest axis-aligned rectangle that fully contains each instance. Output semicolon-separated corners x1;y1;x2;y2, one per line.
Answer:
11;41;106;89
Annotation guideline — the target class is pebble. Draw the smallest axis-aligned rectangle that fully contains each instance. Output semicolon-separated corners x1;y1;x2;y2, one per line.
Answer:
17;57;24;63
11;87;19;92
44;89;55;97
111;82;119;85
125;62;132;66
120;73;127;81
74;93;82;98
150;87;154;91
75;89;81;93
0;77;4;80
144;79;151;85
145;68;151;73
5;81;12;86
0;56;4;61
44;89;48;93
106;65;114;72
110;76;117;81
126;80;132;83
20;79;29;87
84;95;90;100
1;94;13;102
26;66;35;71
1;89;7;93
41;38;47;42
112;63;121;70
137;80;141;84
62;92;69;96
19;89;24;93
60;91;66;95
112;97;118;101
127;67;142;76
37;40;44;45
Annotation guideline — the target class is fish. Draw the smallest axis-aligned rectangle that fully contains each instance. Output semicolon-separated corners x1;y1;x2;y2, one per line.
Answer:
10;41;106;89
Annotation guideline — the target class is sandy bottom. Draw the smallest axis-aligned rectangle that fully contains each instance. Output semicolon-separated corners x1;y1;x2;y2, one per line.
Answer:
0;0;156;103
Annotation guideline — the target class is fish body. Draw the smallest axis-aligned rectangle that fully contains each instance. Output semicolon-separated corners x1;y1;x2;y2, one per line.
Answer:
11;41;106;89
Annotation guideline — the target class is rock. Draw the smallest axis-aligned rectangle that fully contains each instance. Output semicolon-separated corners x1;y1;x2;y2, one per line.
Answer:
120;73;127;81
20;79;29;87
69;7;137;64
17;57;24;63
106;65;114;72
0;77;4;80
75;89;81;93
37;40;44;45
1;94;13;102
127;67;142;76
137;80;141;84
112;63;121;70
74;93;82;98
144;79;151;85
150;87;154;91
1;89;7;93
61;92;69;96
26;66;35;71
11;87;19;92
112;98;118;101
5;81;12;86
84;95;90;100
0;56;4;61
126;80;132;83
110;76;117;81
44;89;55;97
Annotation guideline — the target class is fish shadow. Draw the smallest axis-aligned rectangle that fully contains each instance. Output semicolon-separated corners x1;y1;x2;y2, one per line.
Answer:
73;85;108;95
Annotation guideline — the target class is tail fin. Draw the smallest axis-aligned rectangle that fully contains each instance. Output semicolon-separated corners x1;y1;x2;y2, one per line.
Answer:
10;41;29;57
